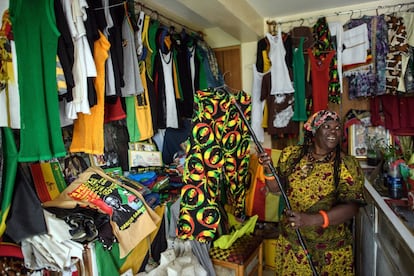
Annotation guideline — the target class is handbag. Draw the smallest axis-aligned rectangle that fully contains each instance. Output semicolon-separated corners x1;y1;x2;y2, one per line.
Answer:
245;151;284;222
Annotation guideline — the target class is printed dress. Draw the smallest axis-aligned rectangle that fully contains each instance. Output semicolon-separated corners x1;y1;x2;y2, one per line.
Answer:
274;146;365;275
177;88;251;242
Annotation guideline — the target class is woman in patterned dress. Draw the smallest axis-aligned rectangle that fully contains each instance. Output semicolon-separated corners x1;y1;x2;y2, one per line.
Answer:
259;110;365;275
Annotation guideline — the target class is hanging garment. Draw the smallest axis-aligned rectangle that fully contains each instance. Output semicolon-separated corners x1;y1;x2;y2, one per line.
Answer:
62;0;97;119
344;15;388;98
0;128;18;237
266;30;294;95
121;8;144;97
307;49;335;113
196;38;224;88
385;14;408;95
261;73;299;135
125;62;154;142
0;38;20;129
177;88;251;243
342;23;369;65
328;22;344;96
251;65;269;143
398;12;414;92
160;49;179;129
312;17;340;103
255;36;271;74
292;37;307;122
54;0;75;102
173;31;197;119
70;31;110;154
10;0;66;161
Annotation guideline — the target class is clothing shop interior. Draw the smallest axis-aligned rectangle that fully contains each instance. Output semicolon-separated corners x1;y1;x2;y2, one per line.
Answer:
2;0;414;275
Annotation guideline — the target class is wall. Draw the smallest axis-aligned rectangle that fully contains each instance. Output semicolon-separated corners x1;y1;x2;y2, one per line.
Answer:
207;0;414;147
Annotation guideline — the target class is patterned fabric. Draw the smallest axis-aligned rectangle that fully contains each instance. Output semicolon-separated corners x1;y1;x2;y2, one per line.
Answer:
344;15;388;98
385;15;408;95
303;110;340;135
209;235;262;264
274;145;365;275
177;88;251;243
312;17;340;104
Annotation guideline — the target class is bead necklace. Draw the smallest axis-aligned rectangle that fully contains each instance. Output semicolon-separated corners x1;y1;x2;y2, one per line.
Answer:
300;150;334;179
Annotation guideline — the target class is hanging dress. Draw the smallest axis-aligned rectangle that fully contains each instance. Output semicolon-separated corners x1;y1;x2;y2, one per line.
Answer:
307;48;335;113
292;37;307;122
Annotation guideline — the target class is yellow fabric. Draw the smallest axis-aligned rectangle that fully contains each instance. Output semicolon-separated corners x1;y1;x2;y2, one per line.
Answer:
70;31;109;154
261;50;271;128
213;215;258;249
274;145;364;274
119;205;165;274
134;62;154;141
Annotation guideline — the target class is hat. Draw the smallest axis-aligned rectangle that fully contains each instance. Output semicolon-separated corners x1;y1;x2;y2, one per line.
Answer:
304;110;340;135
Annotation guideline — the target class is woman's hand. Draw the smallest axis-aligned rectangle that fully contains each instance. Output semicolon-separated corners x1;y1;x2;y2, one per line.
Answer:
257;151;272;167
285;210;319;229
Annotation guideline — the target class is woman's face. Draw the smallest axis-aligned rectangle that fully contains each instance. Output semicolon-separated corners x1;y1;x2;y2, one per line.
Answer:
313;120;341;152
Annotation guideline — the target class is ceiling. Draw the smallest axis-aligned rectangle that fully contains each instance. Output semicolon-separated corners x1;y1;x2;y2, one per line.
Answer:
138;0;385;42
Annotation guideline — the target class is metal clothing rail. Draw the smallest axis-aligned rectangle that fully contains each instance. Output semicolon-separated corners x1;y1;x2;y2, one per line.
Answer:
133;1;204;38
269;1;414;26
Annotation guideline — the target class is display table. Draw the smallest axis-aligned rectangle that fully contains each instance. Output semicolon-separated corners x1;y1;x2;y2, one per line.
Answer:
355;180;414;276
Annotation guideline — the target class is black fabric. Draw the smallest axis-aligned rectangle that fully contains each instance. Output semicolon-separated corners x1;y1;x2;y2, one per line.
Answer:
138;214;167;272
54;0;75;101
104;120;130;171
5;164;47;243
45;206;114;247
162;119;191;165
173;31;196;119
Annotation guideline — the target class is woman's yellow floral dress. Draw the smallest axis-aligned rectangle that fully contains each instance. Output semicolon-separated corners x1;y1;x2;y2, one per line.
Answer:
274;146;365;275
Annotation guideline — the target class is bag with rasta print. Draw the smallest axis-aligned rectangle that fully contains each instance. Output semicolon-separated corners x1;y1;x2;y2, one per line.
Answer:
245;150;284;222
43;166;161;258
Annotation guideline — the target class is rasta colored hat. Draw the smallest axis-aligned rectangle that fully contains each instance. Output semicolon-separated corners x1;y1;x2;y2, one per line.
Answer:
304;110;340;135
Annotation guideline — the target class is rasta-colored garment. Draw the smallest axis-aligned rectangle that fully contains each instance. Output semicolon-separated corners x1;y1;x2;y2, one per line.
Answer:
274;146;365;275
177;88;251;243
313;17;341;104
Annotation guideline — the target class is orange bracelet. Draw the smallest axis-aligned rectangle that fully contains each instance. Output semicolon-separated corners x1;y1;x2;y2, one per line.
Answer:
263;174;275;180
319;210;329;228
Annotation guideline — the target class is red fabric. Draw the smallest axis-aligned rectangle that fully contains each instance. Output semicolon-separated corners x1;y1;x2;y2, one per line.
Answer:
0;242;23;258
370;95;414;135
104;96;126;123
308;49;335;113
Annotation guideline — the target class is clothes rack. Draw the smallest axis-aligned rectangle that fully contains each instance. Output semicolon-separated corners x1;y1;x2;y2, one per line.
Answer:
133;1;204;38
273;1;414;26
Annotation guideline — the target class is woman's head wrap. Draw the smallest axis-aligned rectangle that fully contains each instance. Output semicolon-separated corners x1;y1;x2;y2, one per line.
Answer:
304;110;340;135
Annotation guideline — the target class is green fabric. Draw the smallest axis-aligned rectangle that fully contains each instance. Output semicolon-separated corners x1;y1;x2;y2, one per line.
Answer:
10;0;66;161
0;128;18;236
95;241;126;276
213;215;258;249
125;96;141;142
146;19;159;80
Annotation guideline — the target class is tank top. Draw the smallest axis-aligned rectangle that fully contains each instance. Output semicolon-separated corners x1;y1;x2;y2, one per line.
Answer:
292;37;307;121
266;29;294;95
10;0;66;161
